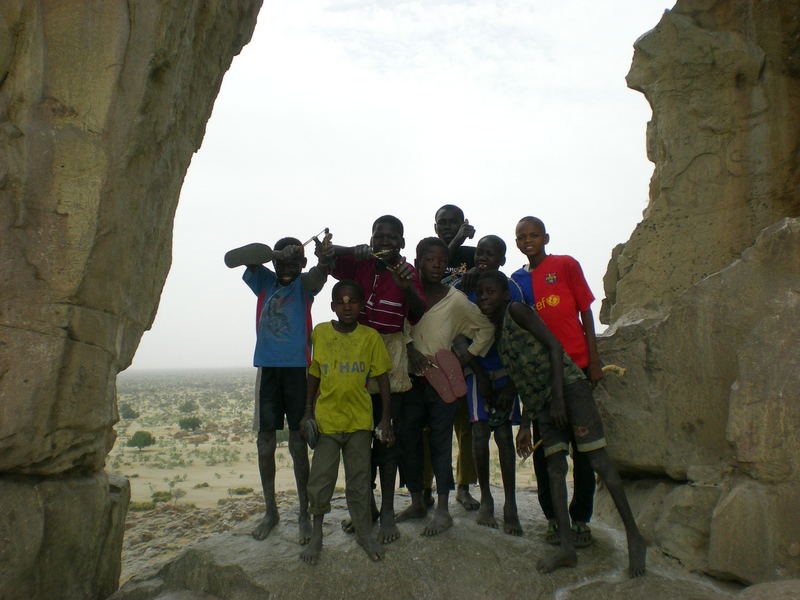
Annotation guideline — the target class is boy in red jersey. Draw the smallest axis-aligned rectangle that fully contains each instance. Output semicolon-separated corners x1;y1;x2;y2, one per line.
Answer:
510;216;601;547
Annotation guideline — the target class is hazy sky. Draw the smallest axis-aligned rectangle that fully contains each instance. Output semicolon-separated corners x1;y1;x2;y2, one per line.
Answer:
130;1;670;370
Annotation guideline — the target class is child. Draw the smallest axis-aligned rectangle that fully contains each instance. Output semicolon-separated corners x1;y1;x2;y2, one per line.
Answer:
434;204;479;510
397;237;494;536
300;280;394;564
227;233;333;544
476;270;646;577
510;216;600;546
330;215;425;543
457;235;524;535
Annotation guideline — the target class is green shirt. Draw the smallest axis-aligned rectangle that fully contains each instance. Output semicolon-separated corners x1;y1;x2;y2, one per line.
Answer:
309;322;392;434
497;305;585;417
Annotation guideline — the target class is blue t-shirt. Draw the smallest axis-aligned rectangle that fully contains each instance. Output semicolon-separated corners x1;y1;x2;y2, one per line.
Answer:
243;266;316;367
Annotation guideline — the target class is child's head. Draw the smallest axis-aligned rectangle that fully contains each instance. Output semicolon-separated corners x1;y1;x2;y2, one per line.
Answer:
476;270;510;317
274;237;307;284
515;216;549;261
475;235;507;271
434;204;465;245
415;237;449;284
331;279;364;325
371;215;405;259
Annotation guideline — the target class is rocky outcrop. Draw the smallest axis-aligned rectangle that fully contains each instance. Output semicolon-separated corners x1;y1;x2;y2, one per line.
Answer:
0;2;261;598
596;0;800;585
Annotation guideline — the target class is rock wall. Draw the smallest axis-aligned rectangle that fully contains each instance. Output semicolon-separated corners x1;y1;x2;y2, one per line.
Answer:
596;0;800;584
0;2;261;598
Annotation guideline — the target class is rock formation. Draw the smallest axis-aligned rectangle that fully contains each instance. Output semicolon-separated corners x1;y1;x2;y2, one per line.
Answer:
0;2;262;598
596;0;800;584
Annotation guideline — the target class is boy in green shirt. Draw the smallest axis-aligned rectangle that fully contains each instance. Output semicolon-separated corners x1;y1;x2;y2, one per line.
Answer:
300;280;394;564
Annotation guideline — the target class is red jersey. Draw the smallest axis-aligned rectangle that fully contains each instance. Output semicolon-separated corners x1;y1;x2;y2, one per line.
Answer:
332;255;425;334
512;255;594;368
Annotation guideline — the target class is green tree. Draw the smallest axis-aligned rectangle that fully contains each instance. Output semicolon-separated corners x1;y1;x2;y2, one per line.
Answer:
119;403;139;420
178;416;202;431
127;431;155;451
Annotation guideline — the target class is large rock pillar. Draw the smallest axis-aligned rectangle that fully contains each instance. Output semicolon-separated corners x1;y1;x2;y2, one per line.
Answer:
0;2;261;597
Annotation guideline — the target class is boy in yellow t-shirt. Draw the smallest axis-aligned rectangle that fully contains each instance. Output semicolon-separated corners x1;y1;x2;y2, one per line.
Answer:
300;280;394;564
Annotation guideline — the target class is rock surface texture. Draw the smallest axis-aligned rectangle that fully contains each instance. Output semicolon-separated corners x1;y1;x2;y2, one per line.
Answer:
596;0;800;585
0;2;261;598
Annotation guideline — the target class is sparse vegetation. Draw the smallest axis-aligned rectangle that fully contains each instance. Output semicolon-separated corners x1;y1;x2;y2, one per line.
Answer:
119;403;139;420
178;416;202;431
227;487;253;496
129;501;156;511
179;399;199;414
151;490;172;503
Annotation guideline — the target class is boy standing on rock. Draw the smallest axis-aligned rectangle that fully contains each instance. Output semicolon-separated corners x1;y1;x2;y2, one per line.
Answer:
476;270;646;577
300;280;394;564
225;233;333;544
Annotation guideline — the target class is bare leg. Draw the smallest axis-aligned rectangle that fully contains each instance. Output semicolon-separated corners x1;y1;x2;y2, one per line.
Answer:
472;421;497;529
455;484;480;511
494;423;522;536
300;514;323;564
423;487;435;508
537;452;577;573
288;431;311;544
378;461;401;543
253;431;280;540
422;493;453;536
586;449;647;577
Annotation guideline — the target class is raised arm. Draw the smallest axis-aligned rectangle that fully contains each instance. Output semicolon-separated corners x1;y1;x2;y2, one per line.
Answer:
301;231;334;294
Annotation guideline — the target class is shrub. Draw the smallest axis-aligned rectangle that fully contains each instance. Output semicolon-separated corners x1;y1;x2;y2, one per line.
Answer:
151;490;172;503
119;403;139;420
227;487;253;496
127;431;155;451
178;416;202;431
129;501;156;511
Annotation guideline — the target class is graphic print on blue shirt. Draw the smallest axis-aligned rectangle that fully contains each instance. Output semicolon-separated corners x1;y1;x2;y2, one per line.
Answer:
244;265;315;367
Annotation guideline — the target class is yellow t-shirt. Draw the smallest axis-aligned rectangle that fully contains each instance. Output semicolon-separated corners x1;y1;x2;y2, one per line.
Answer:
309;322;392;434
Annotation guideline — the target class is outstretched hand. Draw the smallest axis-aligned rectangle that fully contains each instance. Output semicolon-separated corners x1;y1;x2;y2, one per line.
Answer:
353;244;372;260
273;244;302;262
387;256;415;288
315;231;334;266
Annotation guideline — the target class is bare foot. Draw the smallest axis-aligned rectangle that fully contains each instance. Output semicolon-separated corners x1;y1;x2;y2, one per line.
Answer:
356;534;384;561
502;505;523;536
300;532;322;565
422;508;453;537
252;509;279;540
536;548;577;574
628;531;647;577
379;512;401;544
298;514;312;545
456;486;480;511
396;502;427;522
476;501;498;529
341;509;379;534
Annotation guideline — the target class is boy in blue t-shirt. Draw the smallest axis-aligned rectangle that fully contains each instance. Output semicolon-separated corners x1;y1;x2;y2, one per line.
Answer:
227;233;333;544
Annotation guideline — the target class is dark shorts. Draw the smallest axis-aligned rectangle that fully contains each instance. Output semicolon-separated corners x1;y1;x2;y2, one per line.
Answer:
255;366;307;432
537;380;606;457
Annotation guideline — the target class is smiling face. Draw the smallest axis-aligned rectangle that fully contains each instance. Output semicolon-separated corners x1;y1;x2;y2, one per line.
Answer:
331;285;362;326
370;221;404;261
475;236;506;271
417;245;449;284
274;254;307;284
515;219;549;262
477;273;509;317
434;206;464;245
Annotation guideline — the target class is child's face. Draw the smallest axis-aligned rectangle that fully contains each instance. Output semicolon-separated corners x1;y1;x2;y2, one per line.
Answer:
417;246;449;284
331;287;362;325
477;278;509;316
515;220;548;260
475;239;505;271
371;222;404;258
434;207;463;244
274;254;307;284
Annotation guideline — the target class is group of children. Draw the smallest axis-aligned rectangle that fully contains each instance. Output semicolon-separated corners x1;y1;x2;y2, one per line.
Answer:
226;205;647;577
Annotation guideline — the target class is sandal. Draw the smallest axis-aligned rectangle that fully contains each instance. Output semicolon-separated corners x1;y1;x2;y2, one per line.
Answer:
572;522;593;548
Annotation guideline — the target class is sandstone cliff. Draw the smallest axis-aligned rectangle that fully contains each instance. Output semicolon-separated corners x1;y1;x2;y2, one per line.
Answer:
0;2;261;598
596;0;800;584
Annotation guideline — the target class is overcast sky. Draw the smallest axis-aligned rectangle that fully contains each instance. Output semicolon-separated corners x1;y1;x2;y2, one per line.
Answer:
129;0;670;371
